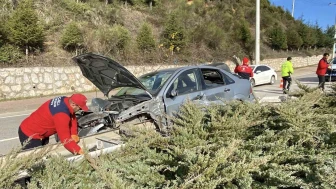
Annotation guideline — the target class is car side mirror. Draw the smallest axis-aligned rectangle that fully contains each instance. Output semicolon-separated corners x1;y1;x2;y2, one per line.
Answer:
256;70;261;74
170;89;178;97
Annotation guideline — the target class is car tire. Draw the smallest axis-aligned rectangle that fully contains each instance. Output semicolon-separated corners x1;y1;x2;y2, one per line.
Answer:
250;78;256;87
270;75;275;85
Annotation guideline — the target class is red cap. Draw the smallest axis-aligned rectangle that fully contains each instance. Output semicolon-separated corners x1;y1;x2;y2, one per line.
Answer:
242;57;249;65
70;93;89;111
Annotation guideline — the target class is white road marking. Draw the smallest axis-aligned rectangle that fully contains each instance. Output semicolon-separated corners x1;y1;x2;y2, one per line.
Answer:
254;89;280;92
0;113;30;119
0;137;18;142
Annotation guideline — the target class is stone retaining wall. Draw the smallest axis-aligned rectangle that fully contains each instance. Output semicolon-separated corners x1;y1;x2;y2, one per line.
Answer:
0;55;322;100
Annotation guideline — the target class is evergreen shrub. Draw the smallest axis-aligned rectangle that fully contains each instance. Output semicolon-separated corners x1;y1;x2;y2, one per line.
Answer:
60;22;84;51
2;84;336;188
136;22;156;53
0;44;23;64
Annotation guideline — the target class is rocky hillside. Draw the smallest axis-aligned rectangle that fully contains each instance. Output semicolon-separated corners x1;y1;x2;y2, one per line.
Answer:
0;0;333;67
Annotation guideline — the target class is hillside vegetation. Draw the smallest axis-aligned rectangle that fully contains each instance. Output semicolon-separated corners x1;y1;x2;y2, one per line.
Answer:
0;0;334;67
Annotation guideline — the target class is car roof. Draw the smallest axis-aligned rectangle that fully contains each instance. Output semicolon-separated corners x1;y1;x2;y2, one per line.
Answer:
144;67;179;73
250;64;271;68
208;62;225;66
141;64;230;77
251;64;269;66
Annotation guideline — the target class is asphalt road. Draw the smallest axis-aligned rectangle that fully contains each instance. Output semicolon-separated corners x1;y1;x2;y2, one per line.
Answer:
0;112;30;155
0;65;327;155
253;68;323;99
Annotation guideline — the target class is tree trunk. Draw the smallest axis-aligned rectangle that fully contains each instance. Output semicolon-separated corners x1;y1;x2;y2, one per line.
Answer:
26;45;29;63
149;1;152;10
11;0;18;9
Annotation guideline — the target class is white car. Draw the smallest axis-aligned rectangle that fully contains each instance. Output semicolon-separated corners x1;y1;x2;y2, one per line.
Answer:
249;65;277;87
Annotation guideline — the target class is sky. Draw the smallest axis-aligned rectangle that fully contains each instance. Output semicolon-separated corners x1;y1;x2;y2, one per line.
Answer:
269;0;336;30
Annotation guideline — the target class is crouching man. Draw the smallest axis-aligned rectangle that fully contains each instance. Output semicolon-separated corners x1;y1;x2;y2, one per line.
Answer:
18;93;89;155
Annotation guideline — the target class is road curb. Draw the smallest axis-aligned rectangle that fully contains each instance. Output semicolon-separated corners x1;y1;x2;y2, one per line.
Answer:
259;96;282;103
259;95;298;103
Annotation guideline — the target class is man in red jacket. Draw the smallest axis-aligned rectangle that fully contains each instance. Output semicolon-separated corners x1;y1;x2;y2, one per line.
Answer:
316;53;330;91
234;57;254;80
18;93;89;155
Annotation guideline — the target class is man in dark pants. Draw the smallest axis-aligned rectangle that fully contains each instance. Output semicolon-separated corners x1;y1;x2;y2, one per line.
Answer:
18;93;89;155
316;53;329;91
281;57;294;94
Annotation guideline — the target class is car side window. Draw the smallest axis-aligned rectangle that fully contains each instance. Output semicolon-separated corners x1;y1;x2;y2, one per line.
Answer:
222;73;235;84
254;66;262;73
201;69;225;88
166;69;199;97
260;66;270;71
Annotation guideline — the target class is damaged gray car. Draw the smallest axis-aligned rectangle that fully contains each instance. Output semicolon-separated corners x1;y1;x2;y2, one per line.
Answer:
71;53;255;137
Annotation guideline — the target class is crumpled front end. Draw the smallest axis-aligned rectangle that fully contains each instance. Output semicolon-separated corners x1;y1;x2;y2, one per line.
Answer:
116;97;166;129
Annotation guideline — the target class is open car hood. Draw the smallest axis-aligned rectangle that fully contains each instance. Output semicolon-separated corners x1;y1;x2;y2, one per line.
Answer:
73;53;150;97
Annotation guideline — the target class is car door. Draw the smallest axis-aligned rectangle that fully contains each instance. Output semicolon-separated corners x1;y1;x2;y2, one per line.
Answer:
163;68;203;117
199;68;235;102
255;66;268;84
253;66;263;85
261;66;272;83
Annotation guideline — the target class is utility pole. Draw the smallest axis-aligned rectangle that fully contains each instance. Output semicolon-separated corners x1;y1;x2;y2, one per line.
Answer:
255;0;260;65
334;16;336;59
291;0;295;17
329;3;336;59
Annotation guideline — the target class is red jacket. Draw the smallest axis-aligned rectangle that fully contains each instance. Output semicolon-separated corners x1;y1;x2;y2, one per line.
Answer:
234;64;254;80
316;58;329;76
20;96;81;154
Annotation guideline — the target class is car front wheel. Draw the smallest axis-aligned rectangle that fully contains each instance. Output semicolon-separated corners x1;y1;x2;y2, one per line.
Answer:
270;75;275;85
250;78;256;87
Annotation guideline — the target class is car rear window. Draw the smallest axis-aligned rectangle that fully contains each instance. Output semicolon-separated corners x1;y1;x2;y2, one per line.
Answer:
201;69;224;88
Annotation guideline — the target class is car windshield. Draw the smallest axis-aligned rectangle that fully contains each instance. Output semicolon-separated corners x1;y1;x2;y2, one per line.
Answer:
112;70;174;96
332;58;336;64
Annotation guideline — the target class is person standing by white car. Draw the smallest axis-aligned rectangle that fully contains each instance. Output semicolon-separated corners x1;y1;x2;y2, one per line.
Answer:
234;57;254;80
249;65;277;87
281;57;294;94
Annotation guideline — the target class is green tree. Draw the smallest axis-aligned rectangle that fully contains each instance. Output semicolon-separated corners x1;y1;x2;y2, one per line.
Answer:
136;23;156;53
60;22;84;53
297;23;317;49
161;12;186;54
286;29;303;50
314;26;327;48
324;25;335;48
111;24;131;52
204;22;226;50
0;44;23;64
306;27;318;48
268;26;287;50
238;21;252;47
6;0;44;56
0;23;5;47
95;25;131;54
